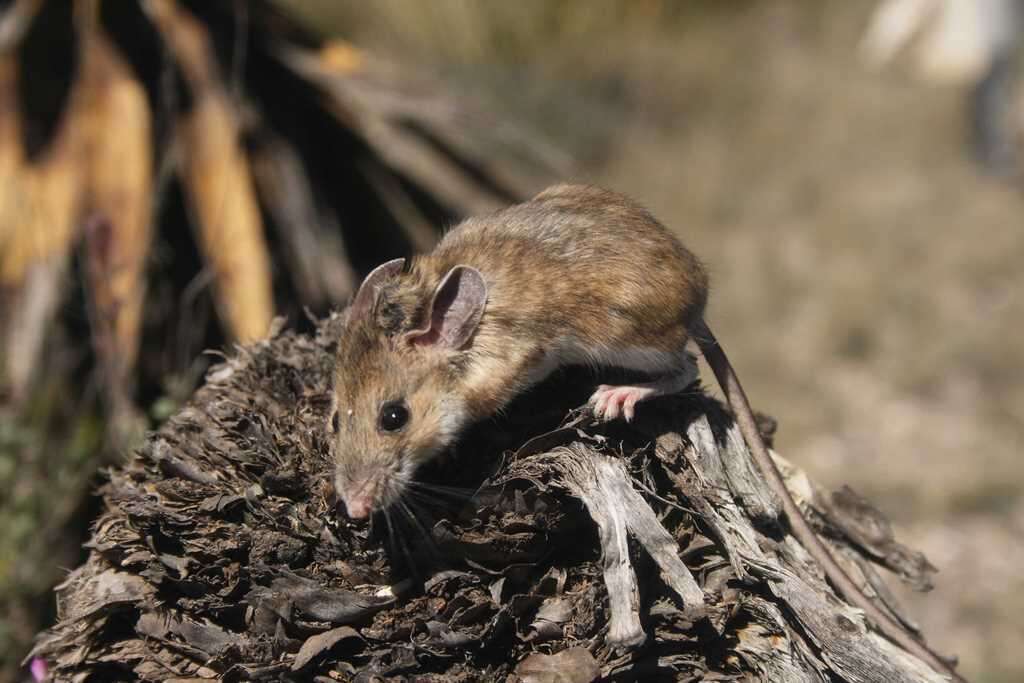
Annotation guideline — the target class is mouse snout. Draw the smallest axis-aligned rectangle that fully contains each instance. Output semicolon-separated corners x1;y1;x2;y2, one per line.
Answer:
345;495;373;520
339;472;381;520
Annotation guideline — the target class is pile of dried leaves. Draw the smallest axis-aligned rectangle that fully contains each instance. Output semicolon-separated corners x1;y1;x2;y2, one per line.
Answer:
31;316;953;681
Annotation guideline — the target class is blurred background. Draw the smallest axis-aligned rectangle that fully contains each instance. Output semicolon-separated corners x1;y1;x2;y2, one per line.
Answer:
1;1;1022;681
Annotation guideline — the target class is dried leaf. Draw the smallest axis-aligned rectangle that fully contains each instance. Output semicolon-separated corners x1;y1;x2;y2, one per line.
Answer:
249;568;395;625
525;596;572;642
513;647;601;683
291;627;360;671
61;569;155;622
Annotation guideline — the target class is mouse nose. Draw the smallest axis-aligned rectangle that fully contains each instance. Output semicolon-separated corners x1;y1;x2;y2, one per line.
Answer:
339;472;379;520
345;496;372;520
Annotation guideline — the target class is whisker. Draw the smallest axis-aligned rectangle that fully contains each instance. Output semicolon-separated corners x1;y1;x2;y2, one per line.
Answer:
403;476;476;492
382;508;396;557
404;478;480;495
403;488;476;517
397;498;441;566
403;483;477;502
385;506;418;580
402;490;462;521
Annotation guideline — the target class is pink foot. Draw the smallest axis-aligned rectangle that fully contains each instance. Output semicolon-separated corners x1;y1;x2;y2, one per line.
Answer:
588;369;697;422
589;384;658;422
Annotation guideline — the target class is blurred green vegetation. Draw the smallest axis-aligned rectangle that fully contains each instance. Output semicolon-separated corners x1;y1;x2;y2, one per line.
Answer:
0;383;105;676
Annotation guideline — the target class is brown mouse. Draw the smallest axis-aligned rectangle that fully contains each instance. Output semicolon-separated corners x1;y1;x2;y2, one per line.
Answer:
328;183;962;681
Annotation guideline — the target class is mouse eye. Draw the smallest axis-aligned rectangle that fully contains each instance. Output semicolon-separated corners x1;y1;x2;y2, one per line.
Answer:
378;400;409;432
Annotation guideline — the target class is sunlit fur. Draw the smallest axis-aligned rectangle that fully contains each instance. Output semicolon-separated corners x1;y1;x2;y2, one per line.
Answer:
331;309;470;517
331;184;710;518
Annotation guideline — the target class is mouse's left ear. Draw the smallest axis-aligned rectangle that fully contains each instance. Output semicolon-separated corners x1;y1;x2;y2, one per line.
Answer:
349;258;405;321
404;266;487;350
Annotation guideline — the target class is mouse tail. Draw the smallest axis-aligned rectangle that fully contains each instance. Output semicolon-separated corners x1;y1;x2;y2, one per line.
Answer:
691;318;964;682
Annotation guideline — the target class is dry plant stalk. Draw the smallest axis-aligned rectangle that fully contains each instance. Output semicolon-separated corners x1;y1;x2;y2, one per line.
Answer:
146;0;274;344
0;46;83;398
0;76;81;286
0;55;22;255
248;130;360;306
77;6;153;400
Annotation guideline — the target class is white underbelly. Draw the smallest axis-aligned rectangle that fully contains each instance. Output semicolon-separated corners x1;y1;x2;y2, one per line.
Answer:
523;337;688;388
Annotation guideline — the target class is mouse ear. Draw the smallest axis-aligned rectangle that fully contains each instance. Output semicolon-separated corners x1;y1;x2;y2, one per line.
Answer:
349;258;405;321
405;266;487;350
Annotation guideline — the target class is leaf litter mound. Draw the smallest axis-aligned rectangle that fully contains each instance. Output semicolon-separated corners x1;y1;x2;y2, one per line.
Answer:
31;315;950;682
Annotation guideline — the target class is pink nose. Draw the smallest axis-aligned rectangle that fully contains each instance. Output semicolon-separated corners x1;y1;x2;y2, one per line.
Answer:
345;496;373;520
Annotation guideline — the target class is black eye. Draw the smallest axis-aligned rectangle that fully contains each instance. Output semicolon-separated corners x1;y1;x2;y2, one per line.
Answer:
378;401;409;432
330;410;340;433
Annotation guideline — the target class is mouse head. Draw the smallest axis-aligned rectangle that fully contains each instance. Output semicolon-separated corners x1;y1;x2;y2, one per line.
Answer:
329;258;488;520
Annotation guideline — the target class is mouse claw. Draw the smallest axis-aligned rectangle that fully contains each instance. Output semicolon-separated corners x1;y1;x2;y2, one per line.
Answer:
588;385;612;420
588;384;611;420
589;384;654;423
622;395;638;422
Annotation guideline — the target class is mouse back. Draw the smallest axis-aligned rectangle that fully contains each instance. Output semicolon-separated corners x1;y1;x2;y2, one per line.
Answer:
419;184;710;365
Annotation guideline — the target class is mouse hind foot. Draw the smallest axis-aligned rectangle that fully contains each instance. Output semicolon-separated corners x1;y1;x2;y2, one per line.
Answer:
588;367;697;422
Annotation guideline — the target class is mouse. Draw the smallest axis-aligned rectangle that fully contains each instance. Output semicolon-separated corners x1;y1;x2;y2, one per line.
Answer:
327;183;963;681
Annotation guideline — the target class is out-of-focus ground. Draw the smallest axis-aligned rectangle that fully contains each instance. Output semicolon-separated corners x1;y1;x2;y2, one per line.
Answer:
288;2;1024;681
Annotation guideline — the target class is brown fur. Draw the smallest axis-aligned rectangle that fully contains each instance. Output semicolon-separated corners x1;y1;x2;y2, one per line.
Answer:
332;184;708;513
